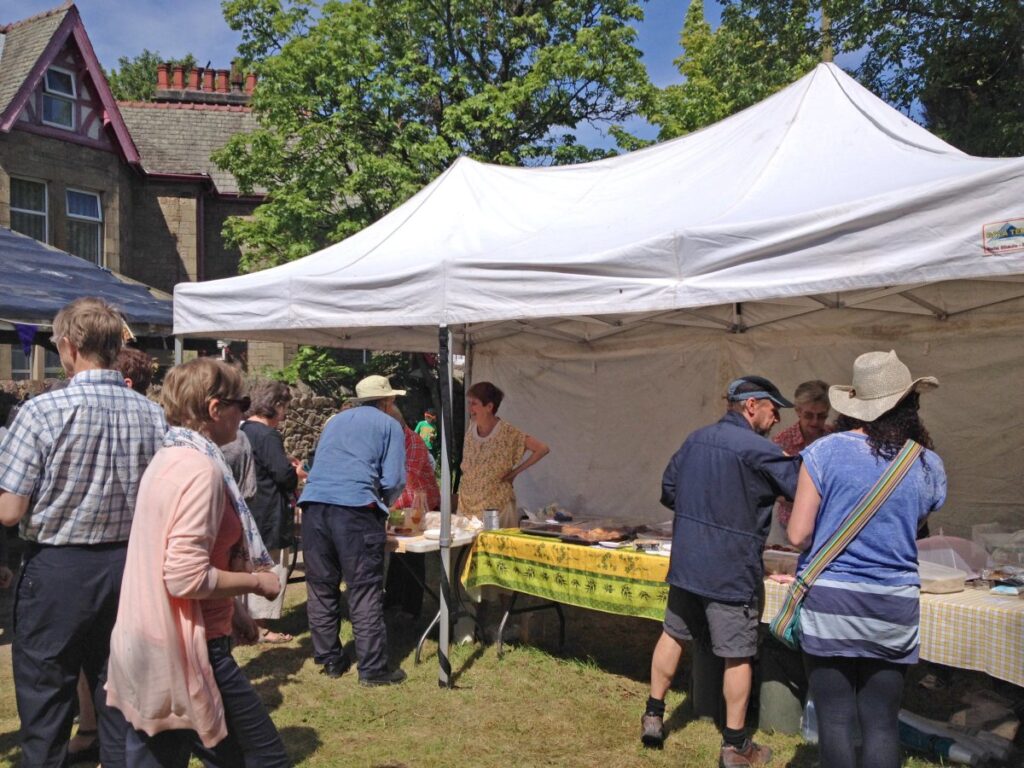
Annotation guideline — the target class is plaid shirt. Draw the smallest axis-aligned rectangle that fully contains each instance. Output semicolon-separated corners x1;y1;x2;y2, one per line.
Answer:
393;425;441;510
0;369;167;545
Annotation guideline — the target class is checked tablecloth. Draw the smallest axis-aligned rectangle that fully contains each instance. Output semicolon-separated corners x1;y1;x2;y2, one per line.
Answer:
463;531;1024;688
461;530;671;621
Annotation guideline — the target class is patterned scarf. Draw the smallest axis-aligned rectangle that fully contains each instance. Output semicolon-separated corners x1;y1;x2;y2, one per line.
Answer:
163;426;274;571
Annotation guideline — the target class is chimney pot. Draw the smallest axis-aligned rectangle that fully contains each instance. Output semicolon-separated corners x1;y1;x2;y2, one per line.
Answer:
216;70;230;93
171;65;184;90
187;68;199;89
245;72;257;94
156;63;169;90
202;68;214;91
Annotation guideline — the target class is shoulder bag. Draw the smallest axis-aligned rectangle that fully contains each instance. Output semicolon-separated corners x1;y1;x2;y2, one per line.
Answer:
769;439;923;651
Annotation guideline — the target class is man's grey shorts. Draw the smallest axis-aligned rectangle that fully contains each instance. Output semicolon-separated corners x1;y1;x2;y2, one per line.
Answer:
663;585;759;658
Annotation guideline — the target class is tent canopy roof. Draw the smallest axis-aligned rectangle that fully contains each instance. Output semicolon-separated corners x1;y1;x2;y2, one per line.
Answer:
173;63;1024;350
0;226;173;333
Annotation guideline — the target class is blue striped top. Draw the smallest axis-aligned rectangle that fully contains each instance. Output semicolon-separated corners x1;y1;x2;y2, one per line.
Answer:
797;432;946;662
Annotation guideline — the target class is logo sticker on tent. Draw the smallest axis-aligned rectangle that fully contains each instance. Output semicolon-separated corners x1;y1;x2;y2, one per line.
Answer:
982;218;1024;255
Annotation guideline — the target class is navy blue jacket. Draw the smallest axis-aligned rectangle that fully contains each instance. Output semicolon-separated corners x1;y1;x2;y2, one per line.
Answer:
662;411;799;602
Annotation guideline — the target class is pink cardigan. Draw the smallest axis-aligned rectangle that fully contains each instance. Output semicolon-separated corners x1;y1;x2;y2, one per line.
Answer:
106;447;233;747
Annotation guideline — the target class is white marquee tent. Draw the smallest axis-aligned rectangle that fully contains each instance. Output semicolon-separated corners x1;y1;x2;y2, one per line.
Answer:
176;63;1024;681
175;62;1024;537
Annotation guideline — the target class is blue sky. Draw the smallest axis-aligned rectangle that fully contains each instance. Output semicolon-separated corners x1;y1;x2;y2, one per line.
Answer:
9;0;727;145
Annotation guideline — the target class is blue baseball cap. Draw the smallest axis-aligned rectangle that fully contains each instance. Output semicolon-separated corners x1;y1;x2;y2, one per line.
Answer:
726;376;793;408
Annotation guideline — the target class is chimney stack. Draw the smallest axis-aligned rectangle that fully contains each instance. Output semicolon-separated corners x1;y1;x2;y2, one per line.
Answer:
152;61;256;105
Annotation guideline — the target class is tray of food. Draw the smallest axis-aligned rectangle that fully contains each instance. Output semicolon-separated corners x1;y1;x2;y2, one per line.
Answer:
635;521;673;540
520;520;636;545
559;521;635;544
519;521;566;538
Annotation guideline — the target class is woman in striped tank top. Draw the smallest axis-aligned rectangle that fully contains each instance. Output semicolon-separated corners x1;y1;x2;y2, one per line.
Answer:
787;351;946;768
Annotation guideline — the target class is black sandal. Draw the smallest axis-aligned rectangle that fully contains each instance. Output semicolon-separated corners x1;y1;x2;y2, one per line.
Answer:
67;728;100;765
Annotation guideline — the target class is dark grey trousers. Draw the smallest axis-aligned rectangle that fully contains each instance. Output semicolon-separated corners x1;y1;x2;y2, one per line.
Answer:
13;542;129;768
301;502;390;680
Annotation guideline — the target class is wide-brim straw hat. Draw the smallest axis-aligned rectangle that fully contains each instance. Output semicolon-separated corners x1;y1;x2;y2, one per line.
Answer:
353;374;406;402
829;350;938;422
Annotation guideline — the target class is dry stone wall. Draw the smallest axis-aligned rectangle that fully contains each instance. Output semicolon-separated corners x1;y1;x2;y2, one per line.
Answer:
278;390;340;462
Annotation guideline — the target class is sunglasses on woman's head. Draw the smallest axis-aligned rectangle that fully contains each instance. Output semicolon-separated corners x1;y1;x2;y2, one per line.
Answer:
218;396;251;412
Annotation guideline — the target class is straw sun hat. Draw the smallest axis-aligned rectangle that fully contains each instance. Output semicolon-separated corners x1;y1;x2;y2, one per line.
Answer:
829;350;938;423
353;374;406;402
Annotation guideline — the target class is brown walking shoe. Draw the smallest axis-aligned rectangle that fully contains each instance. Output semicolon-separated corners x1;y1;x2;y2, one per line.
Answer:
719;740;772;767
640;713;665;748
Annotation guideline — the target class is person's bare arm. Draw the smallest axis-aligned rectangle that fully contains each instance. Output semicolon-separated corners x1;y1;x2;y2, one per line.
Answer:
0;491;30;526
502;434;550;482
786;465;821;550
205;570;280;601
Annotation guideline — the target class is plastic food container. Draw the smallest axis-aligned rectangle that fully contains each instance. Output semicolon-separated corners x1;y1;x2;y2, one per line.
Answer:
763;549;799;576
918;560;967;593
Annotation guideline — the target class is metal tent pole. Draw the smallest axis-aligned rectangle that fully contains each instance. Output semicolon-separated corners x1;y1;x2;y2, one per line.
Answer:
436;325;455;687
174;336;183;365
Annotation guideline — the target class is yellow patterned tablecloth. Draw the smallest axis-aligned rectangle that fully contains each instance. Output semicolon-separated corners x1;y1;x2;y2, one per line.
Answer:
763;578;1024;688
461;530;671;621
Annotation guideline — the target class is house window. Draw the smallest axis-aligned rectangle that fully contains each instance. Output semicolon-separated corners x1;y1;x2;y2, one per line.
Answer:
42;66;76;130
10;178;48;242
66;189;102;264
10;347;63;381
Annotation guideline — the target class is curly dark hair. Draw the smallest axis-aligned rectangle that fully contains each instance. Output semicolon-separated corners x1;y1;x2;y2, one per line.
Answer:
834;392;934;460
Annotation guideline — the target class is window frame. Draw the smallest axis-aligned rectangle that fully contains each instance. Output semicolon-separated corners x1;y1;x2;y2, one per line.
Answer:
9;176;49;243
41;65;76;130
65;188;103;265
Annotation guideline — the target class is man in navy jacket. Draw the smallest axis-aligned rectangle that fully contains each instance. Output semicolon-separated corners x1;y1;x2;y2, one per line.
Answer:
642;376;799;768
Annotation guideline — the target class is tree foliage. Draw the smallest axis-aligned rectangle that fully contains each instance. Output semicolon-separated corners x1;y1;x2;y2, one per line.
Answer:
649;0;818;141
827;0;1024;157
653;0;1023;157
215;0;653;270
107;50;197;102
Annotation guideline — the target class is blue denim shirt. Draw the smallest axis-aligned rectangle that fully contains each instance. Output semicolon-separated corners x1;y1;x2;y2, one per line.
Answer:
299;405;406;514
662;411;800;602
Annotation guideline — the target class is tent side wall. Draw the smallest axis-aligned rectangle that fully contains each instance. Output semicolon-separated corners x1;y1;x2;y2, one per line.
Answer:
470;300;1024;538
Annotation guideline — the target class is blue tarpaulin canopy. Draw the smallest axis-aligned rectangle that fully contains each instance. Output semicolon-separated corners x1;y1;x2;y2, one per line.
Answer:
0;227;173;333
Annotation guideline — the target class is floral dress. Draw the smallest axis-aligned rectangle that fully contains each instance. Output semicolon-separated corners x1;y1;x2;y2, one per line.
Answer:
459;420;527;528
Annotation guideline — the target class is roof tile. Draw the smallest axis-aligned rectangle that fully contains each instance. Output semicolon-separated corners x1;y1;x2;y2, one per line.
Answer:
0;3;70;118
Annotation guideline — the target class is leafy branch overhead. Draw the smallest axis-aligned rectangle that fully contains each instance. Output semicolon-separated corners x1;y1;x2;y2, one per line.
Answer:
652;0;1023;155
214;0;654;271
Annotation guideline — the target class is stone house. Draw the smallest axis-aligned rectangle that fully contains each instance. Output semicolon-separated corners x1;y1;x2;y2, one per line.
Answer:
0;2;284;377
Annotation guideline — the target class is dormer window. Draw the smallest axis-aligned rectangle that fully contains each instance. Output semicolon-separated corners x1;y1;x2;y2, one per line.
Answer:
42;66;76;130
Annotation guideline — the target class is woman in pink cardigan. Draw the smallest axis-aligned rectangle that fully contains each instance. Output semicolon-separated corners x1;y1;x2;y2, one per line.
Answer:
106;358;289;767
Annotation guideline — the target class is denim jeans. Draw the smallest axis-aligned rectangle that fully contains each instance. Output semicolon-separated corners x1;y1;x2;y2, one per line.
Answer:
124;637;289;767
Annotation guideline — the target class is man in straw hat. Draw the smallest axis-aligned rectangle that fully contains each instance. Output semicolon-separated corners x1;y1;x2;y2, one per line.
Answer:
298;375;409;686
642;376;800;767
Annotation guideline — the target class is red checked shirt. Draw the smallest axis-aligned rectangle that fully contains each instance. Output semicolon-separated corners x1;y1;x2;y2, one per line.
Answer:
393;425;441;510
771;422;831;526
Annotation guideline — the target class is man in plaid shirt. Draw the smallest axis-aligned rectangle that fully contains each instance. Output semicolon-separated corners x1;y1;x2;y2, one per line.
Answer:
0;298;166;767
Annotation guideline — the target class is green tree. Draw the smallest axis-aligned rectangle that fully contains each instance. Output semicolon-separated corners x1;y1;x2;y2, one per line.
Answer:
107;50;198;102
663;0;1024;157
215;0;654;270
649;0;819;140
827;0;1024;157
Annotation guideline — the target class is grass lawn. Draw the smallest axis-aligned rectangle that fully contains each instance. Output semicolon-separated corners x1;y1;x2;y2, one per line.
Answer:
0;557;1019;767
